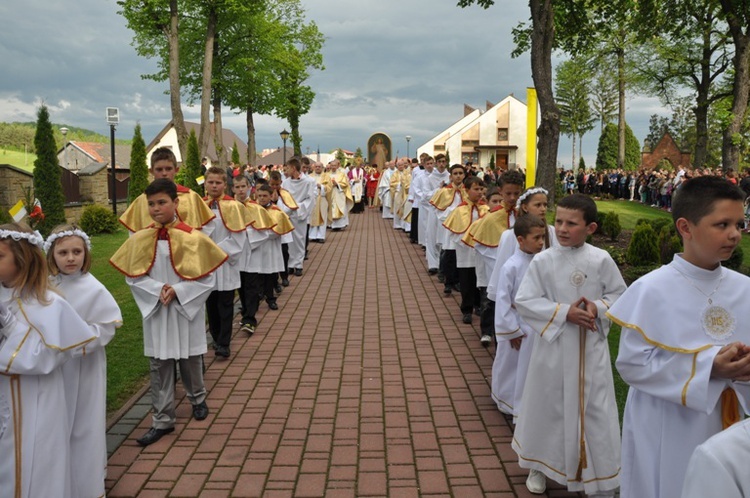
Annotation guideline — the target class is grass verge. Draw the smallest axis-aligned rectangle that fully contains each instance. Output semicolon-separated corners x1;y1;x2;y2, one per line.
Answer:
89;229;149;415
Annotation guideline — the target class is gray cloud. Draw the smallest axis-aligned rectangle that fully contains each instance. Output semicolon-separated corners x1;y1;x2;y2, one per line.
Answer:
0;0;662;167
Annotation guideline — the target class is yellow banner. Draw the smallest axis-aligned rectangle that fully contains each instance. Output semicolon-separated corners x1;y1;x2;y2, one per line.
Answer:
526;87;538;189
9;199;26;222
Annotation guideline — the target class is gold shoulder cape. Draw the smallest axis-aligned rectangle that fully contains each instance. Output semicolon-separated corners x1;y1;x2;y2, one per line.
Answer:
109;221;228;280
204;195;249;232
119;185;215;232
242;199;276;230
469;205;512;248
266;205;295;235
461;206;491;247
279;189;299;210
429;185;464;211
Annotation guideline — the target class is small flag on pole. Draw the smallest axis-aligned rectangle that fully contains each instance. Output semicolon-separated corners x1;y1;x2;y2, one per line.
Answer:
196;176;205;185
9;200;27;222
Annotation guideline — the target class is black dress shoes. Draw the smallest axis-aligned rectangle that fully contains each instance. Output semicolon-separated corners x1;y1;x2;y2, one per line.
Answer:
193;401;209;421
294;268;303;277
281;278;290;287
136;427;174;447
268;301;279;310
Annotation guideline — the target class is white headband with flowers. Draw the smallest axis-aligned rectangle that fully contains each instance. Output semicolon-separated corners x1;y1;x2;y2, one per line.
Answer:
516;187;549;210
0;229;45;250
43;229;92;253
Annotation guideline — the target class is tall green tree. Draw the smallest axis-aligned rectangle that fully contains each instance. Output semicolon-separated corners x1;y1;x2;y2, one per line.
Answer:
175;130;202;194
231;141;240;165
555;57;595;169
128;124;149;204
118;0;190;158
632;0;731;169
717;0;750;170
32;105;66;235
590;70;618;131
458;0;634;202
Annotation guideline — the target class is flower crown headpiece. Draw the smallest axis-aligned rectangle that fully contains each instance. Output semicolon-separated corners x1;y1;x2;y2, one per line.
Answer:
0;229;45;250
43;229;92;253
516;187;549;210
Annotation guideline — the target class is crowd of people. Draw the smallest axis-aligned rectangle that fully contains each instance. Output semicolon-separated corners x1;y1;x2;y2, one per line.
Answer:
5;144;750;497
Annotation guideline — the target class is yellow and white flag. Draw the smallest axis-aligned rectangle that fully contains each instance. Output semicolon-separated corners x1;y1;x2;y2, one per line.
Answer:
9;200;27;222
196;175;205;186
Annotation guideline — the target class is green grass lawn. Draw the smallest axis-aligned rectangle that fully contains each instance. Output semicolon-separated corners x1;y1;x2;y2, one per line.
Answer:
594;199;672;229
89;229;150;415
0;148;37;172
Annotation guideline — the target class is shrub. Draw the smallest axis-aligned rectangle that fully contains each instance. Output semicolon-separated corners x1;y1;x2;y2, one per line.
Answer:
626;223;660;266
658;225;682;264
79;204;120;235
603;245;626;265
594;211;607;234
649;217;673;235
622;264;661;284
724;245;744;271
601;211;622;241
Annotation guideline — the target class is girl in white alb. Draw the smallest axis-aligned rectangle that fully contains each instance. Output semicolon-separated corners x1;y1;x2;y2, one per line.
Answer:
46;224;123;498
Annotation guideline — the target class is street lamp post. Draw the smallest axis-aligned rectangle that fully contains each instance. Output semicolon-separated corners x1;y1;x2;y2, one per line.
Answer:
60;127;69;170
405;135;412;159
106;107;120;215
280;129;290;166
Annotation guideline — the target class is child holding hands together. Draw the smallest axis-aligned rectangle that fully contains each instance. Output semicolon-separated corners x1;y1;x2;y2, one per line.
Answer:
513;194;626;496
609;176;750;498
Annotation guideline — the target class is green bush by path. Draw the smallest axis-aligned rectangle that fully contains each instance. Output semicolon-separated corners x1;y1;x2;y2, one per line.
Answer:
627;223;660;266
80;204;120;234
89;230;149;414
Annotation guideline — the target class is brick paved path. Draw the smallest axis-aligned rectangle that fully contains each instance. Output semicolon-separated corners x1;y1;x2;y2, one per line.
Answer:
106;209;581;497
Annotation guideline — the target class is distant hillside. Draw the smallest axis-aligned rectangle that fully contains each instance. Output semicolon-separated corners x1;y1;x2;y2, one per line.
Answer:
0;122;130;155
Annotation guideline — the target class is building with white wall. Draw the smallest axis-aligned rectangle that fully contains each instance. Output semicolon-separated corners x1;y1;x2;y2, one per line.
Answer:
417;96;528;171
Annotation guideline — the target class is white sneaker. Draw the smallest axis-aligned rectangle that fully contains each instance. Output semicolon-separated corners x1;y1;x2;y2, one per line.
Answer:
480;334;492;346
526;469;546;494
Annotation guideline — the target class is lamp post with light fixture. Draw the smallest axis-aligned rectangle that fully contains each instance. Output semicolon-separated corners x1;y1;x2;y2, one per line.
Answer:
280;129;290;166
406;135;411;159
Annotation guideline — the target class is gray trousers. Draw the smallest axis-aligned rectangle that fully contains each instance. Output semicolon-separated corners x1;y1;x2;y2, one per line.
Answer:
149;356;206;429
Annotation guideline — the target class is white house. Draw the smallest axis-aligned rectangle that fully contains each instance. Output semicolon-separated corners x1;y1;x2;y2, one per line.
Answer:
146;121;249;166
417;96;528;171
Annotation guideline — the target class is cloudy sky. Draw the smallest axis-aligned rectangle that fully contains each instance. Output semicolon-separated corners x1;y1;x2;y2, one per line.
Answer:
0;0;666;167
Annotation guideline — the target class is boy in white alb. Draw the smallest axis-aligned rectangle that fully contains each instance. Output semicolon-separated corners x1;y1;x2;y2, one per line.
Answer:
513;194;626;496
202;166;248;358
491;214;546;417
110;179;228;447
608;176;750;498
682;418;750;498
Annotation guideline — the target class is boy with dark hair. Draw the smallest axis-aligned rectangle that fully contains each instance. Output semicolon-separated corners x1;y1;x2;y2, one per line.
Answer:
202;166;249;358
119;147;214;233
609;176;750;498
430;164;467;295
513;193;626;495
240;184;294;333
471;169;524;345
110;178;227;446
444;176;488;323
491;214;546;418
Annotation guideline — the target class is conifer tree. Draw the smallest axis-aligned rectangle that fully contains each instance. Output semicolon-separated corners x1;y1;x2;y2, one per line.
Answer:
128;124;149;204
32;105;66;235
181;130;202;194
231;141;240;165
